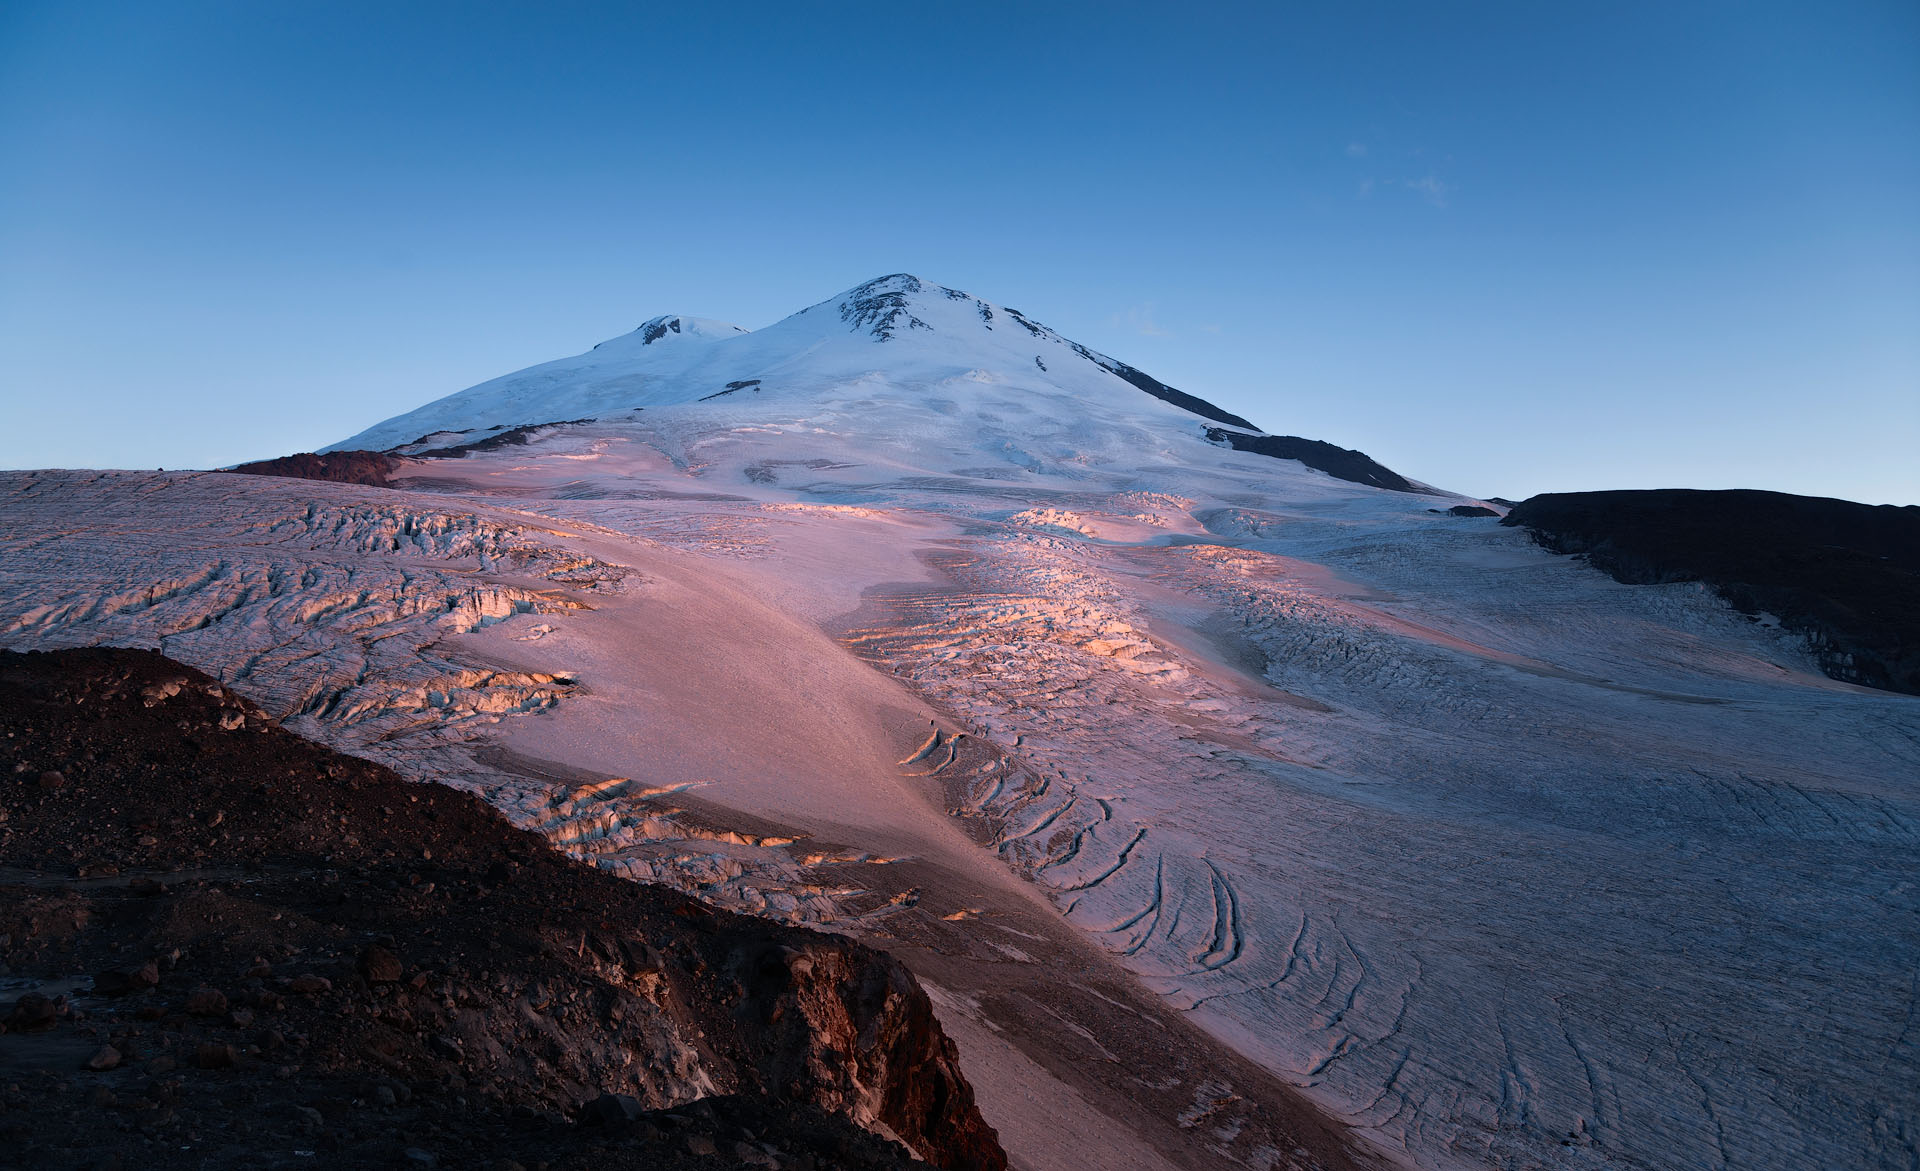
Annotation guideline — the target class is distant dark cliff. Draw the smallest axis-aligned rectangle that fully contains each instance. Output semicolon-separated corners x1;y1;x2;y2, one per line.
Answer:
1505;489;1920;695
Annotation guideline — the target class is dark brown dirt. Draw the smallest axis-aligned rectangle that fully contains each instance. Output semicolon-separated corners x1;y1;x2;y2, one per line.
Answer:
0;648;1005;1171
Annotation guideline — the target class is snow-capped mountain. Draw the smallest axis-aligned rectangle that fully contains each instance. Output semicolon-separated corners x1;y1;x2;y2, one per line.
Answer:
328;274;1417;492
333;275;1259;449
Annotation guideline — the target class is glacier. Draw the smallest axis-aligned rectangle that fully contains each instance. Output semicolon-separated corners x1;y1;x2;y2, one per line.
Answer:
4;275;1916;1171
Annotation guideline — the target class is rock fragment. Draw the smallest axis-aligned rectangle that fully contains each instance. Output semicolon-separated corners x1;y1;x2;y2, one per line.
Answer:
359;945;404;984
93;961;160;995
583;1092;644;1126
194;1041;238;1069
7;993;57;1031
184;986;228;1016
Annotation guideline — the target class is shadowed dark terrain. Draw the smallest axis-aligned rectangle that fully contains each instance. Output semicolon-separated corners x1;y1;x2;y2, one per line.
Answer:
0;648;1004;1171
1203;427;1419;492
1505;489;1920;695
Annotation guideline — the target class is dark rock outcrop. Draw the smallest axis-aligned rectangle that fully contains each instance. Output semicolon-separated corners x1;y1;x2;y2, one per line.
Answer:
0;647;1006;1170
1429;505;1499;518
840;275;935;341
1205;427;1420;493
228;450;402;487
640;316;684;344
412;419;598;459
1504;489;1920;695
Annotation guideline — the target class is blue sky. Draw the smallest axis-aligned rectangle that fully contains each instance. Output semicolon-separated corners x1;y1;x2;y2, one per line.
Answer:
2;1;1915;503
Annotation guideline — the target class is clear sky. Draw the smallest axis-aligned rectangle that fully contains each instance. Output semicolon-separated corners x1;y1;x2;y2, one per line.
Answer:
2;2;1915;503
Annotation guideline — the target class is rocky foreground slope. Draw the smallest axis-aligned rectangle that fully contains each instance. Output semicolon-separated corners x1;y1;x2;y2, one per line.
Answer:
0;647;1004;1171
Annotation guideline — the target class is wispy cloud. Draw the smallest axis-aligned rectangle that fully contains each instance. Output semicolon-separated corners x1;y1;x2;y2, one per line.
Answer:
1345;142;1368;158
1113;303;1171;338
1405;174;1451;207
1357;177;1375;198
